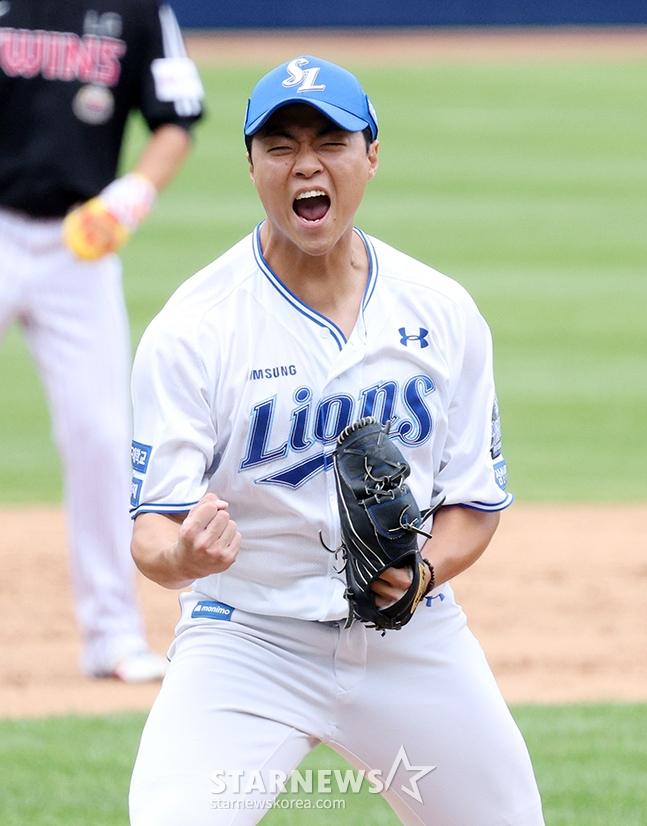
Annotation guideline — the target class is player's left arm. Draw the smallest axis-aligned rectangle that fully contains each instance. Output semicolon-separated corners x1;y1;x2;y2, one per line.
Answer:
372;506;499;608
378;286;511;604
421;504;499;587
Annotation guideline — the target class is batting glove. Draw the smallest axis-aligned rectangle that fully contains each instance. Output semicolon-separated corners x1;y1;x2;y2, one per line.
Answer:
63;173;157;261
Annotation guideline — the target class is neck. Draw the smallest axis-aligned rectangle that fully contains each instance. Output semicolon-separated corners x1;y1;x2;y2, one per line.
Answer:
259;225;369;338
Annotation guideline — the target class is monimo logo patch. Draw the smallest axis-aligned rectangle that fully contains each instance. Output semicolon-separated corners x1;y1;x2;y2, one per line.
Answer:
192;601;235;621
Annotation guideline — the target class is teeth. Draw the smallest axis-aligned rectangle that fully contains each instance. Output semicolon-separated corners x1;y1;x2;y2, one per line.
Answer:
295;190;326;200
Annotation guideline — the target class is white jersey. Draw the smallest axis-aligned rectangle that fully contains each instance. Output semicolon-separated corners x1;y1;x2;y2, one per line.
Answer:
130;225;512;622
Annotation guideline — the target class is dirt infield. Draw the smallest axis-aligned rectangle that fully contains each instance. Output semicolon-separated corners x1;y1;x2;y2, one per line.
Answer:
1;503;645;719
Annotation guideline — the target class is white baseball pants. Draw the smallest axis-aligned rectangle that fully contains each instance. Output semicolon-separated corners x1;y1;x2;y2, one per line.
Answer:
129;588;545;826
0;207;148;674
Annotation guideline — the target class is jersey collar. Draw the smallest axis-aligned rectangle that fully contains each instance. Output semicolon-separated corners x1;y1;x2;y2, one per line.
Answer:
251;223;378;351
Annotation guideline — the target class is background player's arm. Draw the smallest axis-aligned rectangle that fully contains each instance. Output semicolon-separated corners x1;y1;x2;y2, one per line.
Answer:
372;506;499;607
132;494;242;590
63;124;193;260
132;123;193;192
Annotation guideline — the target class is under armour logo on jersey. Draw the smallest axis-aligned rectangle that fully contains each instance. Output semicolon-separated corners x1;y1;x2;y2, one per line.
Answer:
399;327;429;348
282;58;326;93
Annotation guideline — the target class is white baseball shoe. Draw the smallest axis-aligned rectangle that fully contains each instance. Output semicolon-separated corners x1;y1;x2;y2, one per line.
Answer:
104;650;168;683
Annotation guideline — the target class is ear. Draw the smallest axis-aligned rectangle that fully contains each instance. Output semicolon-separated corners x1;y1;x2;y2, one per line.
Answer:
247;151;254;181
367;139;379;180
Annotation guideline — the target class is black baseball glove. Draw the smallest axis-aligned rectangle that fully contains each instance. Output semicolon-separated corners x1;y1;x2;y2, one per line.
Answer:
329;416;440;632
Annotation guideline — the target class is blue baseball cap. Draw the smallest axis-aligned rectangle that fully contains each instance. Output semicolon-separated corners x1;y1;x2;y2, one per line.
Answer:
244;56;378;140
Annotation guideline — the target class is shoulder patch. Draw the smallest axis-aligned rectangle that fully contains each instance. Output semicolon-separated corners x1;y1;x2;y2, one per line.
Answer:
131;441;152;473
490;396;502;460
151;57;204;102
130;476;142;508
493;458;508;491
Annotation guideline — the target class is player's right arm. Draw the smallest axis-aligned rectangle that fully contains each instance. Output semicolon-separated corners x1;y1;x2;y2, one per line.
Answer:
132;494;241;590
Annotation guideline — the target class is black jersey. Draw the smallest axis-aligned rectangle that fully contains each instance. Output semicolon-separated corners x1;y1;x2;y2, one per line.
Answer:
0;0;203;218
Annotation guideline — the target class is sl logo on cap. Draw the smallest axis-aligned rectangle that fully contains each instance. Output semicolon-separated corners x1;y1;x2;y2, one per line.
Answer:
282;58;326;93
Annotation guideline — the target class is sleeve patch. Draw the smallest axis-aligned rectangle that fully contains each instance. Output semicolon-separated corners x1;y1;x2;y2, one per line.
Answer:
151;57;204;102
490;395;502;460
131;441;152;472
130;476;143;508
493;458;508;491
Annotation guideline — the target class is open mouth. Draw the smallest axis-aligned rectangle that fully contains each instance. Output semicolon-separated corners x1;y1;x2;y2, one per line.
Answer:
293;190;330;223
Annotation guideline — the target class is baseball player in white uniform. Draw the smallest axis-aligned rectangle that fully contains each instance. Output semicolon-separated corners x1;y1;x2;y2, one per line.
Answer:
128;57;545;824
0;0;203;681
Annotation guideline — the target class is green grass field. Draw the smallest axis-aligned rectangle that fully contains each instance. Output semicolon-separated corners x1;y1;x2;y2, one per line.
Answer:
1;704;646;825
1;58;646;824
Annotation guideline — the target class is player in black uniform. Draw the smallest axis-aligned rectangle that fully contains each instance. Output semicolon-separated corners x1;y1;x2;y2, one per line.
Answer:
0;0;203;682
